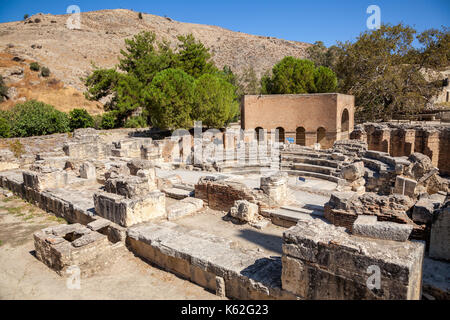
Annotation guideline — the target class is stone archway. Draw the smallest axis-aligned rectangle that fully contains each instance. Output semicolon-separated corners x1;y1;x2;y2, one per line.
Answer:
276;127;285;143
317;127;326;145
255;127;264;142
296;127;306;146
341;108;349;139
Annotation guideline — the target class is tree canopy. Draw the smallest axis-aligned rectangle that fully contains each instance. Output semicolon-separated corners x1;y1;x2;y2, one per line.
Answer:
84;31;239;130
261;56;337;94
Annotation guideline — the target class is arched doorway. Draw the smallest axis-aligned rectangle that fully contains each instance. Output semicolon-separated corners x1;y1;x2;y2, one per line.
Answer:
341;109;349;139
255;127;264;142
276;127;285;143
296;127;306;146
317;127;326;145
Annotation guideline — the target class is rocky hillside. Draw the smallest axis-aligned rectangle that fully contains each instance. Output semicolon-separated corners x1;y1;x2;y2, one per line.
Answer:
0;9;311;113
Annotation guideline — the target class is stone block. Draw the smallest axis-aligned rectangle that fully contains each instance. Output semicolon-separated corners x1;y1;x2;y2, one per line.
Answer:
260;172;288;205
33;223;116;277
167;197;204;221
93;191;166;227
80;162;96;180
412;198;437;224
22;169;68;191
104;173;157;199
341;161;365;182
282;219;425;300
353;215;413;242
394;176;417;198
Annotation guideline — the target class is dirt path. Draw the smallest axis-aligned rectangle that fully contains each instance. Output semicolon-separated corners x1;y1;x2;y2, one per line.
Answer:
0;194;220;300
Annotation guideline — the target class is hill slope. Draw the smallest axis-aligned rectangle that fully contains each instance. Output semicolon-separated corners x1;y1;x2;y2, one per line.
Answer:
0;9;311;112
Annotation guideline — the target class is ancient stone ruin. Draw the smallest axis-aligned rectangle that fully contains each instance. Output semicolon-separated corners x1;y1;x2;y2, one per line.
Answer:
0;126;448;300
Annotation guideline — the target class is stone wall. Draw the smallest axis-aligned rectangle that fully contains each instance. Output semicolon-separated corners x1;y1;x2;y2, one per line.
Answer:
351;123;450;176
281;219;425;300
242;93;355;149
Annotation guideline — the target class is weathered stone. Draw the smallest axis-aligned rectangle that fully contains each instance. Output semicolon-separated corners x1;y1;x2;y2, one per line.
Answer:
260;172;288;205
34;223;118;277
22;169;68;191
229;200;259;223
167;197;204;221
104;173;156;199
429;201;450;261
93;191;166;227
412;198;438;224
282;219;425;300
79;162;96;180
127;159;155;176
393;176;417;198
340;161;365;182
353;215;413;242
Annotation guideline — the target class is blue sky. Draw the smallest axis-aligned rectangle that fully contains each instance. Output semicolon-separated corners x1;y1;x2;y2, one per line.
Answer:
0;0;448;46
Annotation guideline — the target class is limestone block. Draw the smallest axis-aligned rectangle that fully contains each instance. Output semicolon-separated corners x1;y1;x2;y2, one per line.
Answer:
353;215;413;242
105;173;157;199
33;223;115;277
230;200;258;223
260;172;288;205
340;161;365;182
93;191;166;227
127;159;155;176
412;198;437;224
22;169;68;191
282;219;425;300
167;197;204;221
80;162;96;180
429;202;450;261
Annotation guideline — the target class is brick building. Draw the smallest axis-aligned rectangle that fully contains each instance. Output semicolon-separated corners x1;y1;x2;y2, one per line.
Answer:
241;93;355;149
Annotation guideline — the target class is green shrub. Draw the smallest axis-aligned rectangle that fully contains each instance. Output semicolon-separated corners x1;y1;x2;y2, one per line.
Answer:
0;116;11;138
100;112;117;129
68;108;94;130
124;116;147;128
40;67;50;77
24;14;29;20
29;62;40;71
8;100;69;137
93;114;103;129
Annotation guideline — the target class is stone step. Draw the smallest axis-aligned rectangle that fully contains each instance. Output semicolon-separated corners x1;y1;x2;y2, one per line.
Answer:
172;183;195;192
280;204;324;215
282;170;344;184
163;187;194;200
281;155;340;168
261;208;317;228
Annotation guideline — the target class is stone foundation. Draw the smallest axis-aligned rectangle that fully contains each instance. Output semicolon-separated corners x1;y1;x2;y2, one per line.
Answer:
281;219;425;300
